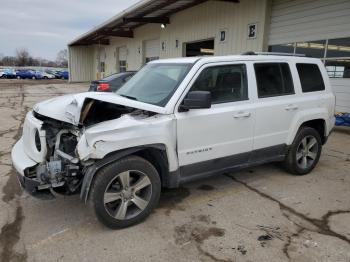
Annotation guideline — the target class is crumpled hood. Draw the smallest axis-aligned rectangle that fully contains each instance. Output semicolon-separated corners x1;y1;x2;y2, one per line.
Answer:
33;92;167;125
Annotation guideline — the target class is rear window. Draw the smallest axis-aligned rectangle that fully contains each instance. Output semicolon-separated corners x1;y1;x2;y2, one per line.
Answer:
254;63;294;98
296;63;325;92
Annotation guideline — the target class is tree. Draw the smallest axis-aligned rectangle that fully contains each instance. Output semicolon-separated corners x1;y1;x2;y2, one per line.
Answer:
56;49;68;67
2;56;16;66
16;48;30;66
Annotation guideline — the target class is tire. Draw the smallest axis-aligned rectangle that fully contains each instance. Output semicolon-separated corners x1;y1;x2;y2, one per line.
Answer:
32;76;36;80
284;127;322;176
17;76;21;79
90;155;161;229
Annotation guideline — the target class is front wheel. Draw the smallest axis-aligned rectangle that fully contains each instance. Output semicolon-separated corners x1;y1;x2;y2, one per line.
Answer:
90;156;161;229
284;127;322;175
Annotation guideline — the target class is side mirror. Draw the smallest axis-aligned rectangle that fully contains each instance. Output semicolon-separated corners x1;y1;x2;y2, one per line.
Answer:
179;91;211;111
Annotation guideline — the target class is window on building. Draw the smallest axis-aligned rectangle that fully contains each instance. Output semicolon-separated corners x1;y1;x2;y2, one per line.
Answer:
295;40;326;58
268;43;294;54
268;37;350;78
327;37;350;58
191;64;248;104
297;64;325;92
119;61;127;72
326;60;350;78
254;63;294;98
325;37;350;78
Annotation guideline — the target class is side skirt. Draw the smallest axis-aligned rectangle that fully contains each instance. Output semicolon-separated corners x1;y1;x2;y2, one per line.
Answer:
177;144;288;185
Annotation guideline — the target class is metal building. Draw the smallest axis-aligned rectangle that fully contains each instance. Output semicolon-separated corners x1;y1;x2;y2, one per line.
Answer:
69;0;350;112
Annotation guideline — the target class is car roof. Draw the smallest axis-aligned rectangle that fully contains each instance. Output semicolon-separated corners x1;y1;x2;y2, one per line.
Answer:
150;55;321;65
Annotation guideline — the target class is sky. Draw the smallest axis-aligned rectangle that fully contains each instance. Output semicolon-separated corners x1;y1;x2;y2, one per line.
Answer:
0;0;141;60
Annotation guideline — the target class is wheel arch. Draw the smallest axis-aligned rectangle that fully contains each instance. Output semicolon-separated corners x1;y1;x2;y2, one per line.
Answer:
80;144;175;204
288;118;327;146
300;119;327;144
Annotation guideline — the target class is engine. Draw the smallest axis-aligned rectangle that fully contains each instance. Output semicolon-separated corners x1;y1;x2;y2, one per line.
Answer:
32;112;84;195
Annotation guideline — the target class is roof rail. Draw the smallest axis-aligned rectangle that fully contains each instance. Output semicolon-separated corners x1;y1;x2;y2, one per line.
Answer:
241;51;306;57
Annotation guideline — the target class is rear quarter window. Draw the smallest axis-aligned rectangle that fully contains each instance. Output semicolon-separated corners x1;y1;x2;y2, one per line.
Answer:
296;63;325;92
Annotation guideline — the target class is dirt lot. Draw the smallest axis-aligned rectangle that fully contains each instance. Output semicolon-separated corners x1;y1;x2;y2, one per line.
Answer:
0;79;349;262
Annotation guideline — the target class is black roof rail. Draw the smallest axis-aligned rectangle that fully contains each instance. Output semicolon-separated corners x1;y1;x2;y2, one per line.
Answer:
241;51;256;55
241;51;306;57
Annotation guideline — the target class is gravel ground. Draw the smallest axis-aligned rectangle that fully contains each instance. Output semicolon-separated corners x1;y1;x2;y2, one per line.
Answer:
0;80;349;262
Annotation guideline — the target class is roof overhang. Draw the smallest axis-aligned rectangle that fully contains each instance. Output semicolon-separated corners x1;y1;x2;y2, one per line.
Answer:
69;0;239;46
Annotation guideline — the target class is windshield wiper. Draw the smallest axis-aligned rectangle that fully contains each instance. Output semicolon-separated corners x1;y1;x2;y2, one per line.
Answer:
119;94;138;101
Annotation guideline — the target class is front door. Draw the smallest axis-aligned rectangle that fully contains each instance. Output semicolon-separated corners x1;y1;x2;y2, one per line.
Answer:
175;62;255;179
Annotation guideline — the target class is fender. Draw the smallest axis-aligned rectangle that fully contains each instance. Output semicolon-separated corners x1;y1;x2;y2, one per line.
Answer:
287;108;328;145
80;144;174;203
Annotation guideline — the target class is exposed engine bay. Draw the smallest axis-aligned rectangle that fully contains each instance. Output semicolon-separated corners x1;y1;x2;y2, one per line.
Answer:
28;98;156;196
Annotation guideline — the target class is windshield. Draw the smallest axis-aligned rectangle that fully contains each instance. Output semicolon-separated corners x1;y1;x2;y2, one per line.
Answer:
116;63;192;106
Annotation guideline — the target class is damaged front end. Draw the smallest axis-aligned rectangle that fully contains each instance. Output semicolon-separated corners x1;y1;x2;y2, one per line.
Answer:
25;113;83;197
17;94;159;199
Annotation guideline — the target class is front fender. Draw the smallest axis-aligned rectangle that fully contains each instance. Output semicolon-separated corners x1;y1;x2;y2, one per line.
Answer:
80;146;158;203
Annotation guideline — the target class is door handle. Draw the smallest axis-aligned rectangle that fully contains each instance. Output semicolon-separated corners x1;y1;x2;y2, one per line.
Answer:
285;104;299;111
234;112;251;119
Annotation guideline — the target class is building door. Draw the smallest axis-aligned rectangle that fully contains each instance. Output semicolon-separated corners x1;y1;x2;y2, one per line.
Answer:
118;46;127;72
185;39;214;57
144;39;160;63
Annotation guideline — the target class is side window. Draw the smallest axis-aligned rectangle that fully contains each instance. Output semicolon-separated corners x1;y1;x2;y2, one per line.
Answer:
191;64;248;104
296;63;325;92
254;63;294;98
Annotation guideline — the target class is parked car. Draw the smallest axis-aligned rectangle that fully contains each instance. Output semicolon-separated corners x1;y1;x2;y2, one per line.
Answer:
56;71;69;80
0;70;5;78
45;70;61;78
16;70;42;80
2;69;16;79
89;71;136;92
39;71;56;79
11;54;335;229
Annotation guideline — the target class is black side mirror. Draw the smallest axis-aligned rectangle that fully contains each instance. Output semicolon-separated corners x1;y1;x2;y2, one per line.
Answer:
179;91;211;111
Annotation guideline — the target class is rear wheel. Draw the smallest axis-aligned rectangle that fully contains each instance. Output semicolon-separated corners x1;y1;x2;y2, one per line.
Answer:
284;127;322;175
90;156;161;229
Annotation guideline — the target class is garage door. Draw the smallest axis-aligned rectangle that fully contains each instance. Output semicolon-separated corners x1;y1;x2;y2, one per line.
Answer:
144;39;160;63
268;0;350;45
268;0;350;113
118;46;127;72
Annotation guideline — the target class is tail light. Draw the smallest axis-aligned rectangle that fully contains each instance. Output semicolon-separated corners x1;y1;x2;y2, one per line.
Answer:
97;83;110;91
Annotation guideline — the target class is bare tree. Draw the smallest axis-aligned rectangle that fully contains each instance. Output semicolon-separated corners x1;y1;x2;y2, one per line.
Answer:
56;49;68;67
2;56;17;66
16;48;30;66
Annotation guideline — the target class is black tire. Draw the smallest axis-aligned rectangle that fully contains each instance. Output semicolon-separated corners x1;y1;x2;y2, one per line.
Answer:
284;127;322;176
90;155;161;229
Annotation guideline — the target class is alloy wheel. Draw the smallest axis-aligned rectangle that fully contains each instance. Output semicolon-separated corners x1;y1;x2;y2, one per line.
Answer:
103;170;152;220
296;135;319;170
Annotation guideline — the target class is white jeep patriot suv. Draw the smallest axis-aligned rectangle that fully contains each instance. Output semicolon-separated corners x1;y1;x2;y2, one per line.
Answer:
11;54;335;228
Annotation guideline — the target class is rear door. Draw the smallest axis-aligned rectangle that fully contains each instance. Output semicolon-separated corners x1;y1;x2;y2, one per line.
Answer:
175;62;256;178
252;62;299;160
